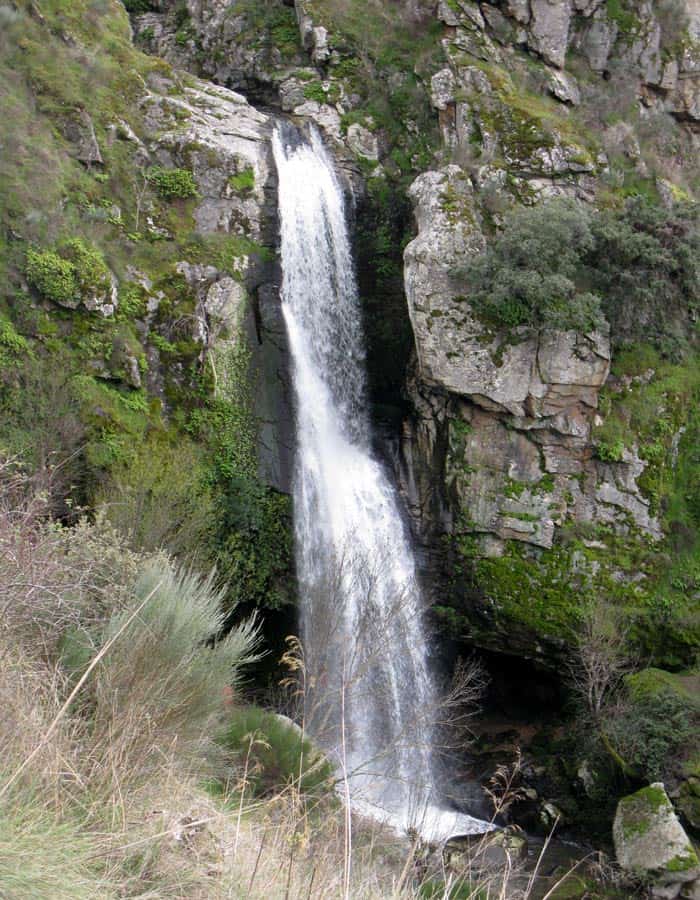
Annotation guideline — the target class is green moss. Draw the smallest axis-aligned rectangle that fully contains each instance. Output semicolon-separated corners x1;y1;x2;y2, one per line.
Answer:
666;847;699;872
618;784;670;839
625;668;700;709
471;544;583;642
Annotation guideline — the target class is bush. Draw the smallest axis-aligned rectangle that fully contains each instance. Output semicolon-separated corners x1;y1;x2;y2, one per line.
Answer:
217;706;334;798
88;563;262;781
147;166;198;200
26;240;111;307
461;197;699;349
604;690;696;781
461;199;604;333
26;248;77;305
590;198;700;356
60;238;111;301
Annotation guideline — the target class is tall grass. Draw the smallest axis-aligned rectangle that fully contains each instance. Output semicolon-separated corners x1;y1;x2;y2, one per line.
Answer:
0;462;595;898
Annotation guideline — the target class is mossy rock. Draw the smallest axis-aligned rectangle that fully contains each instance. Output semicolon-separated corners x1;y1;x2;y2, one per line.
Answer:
625;668;700;710
613;783;699;877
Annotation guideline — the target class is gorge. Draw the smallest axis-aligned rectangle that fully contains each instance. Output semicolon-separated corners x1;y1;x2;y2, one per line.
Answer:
1;0;699;896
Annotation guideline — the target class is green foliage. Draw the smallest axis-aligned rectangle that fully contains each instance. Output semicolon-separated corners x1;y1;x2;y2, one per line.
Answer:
302;81;326;103
590;198;700;356
26;249;77;305
461;199;604;332
606;0;640;34
147;166;198;200
26;240;111;307
463;197;700;349
234;1;302;61
604;690;696;781
215;480;293;613
96;436;216;561
61;238;112;300
0;316;30;367
594;439;625;462
217;706;334;799
228;167;255;194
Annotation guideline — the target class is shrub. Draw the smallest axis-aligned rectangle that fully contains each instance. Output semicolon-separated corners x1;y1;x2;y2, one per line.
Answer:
461;199;604;333
147;166;198;200
217;706;334;798
604;690;696;781
0;317;29;368
590;198;700;356
228;166;255;194
595;439;625;462
26;240;111;307
88;563;262;783
60;239;111;301
26;248;77;305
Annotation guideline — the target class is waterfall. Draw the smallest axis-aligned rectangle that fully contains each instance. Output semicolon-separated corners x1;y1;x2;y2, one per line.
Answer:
273;123;489;841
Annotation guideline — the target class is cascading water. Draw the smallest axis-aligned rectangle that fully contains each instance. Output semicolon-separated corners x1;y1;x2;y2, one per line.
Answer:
273;122;489;841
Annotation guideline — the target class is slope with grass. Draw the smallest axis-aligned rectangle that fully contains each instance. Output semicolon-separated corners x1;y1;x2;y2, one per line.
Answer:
0;0;294;626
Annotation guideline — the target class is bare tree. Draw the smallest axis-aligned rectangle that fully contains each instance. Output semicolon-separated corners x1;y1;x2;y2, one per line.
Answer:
567;601;634;724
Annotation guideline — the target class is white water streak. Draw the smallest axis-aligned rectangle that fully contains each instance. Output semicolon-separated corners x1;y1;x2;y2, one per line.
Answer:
273;123;489;841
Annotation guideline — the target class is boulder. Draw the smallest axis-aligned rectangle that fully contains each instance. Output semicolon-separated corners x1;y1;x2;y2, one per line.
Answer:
613;784;699;894
528;0;572;68
142;80;272;240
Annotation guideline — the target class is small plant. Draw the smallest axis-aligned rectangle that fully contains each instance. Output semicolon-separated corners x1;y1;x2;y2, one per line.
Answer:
0;317;30;365
26;240;111;307
147;166;198;200
595;439;625;462
26;249;77;306
60;238;111;300
228;166;255;194
303;81;330;104
217;706;334;799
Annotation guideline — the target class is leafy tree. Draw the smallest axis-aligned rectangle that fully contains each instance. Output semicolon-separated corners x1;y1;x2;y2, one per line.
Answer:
461;199;603;332
590;197;700;356
461;197;700;350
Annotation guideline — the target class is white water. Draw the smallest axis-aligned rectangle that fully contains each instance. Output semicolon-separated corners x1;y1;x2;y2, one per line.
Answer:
273;123;490;842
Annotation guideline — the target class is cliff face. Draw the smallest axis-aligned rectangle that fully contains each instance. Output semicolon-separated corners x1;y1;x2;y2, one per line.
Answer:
398;0;700;667
2;0;698;663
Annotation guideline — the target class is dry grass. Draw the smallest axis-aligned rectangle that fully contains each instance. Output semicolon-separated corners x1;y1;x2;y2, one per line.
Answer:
0;459;592;899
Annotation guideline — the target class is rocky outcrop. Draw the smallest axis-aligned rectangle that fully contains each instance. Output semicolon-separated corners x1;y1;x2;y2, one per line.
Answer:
138;74;293;491
614;784;700;899
403;159;659;559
